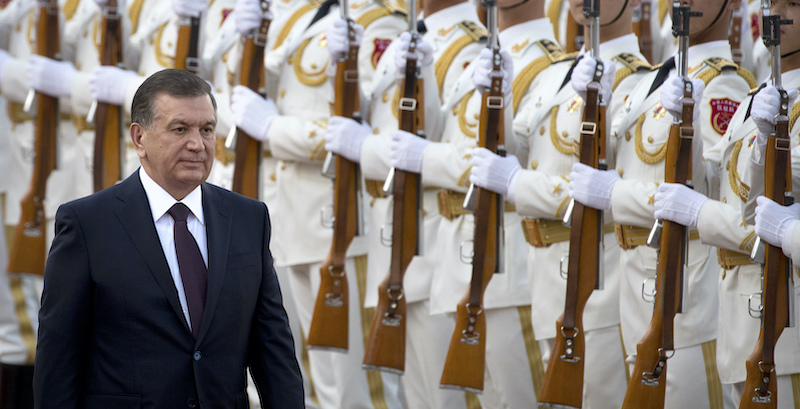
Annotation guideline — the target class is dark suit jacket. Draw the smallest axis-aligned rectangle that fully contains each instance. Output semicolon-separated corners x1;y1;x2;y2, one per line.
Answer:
33;173;304;409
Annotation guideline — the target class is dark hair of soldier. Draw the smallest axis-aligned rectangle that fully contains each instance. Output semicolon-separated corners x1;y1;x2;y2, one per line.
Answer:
131;68;218;130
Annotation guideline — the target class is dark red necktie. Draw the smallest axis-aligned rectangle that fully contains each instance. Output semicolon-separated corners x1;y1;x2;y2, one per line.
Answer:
168;203;207;338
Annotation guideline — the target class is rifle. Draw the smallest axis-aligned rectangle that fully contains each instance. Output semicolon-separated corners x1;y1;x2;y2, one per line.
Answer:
740;3;793;407
439;0;504;392
92;0;124;192
228;0;271;199
175;9;201;73
634;0;654;63
622;3;701;408
363;0;424;374
538;1;606;406
7;0;60;277
307;0;363;350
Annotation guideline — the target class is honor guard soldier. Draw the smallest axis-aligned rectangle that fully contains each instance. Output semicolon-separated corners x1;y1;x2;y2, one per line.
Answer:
230;0;406;407
472;0;646;406
569;0;756;406
655;0;800;401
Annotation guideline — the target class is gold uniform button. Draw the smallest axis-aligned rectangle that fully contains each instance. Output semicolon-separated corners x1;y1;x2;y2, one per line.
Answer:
647;136;653;143
539;127;545;136
721;197;727;203
618;168;624;177
382;94;389;103
531;160;538;170
625;132;632;141
373;128;380;134
280;89;286;98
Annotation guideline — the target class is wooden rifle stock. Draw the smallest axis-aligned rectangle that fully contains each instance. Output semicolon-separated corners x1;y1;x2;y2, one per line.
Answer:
440;19;504;390
307;18;362;350
538;58;607;409
739;10;793;406
8;0;59;276
93;0;124;192
363;30;424;373
232;3;271;199
175;15;201;73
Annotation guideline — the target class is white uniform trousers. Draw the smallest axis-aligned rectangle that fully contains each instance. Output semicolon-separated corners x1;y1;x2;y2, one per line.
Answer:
405;302;472;409
0;209;29;365
540;324;628;409
483;306;543;408
285;257;405;409
730;374;800;408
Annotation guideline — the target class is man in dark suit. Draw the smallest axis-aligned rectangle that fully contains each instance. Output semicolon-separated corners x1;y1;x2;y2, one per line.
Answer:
32;69;304;409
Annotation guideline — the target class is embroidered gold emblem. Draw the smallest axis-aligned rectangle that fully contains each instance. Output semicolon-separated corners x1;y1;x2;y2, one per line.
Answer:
438;25;456;37
653;104;667;120
512;39;529;53
553;184;563;194
567;96;582;114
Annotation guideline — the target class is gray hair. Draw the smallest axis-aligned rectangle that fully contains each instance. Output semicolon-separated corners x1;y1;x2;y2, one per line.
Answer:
131;69;217;129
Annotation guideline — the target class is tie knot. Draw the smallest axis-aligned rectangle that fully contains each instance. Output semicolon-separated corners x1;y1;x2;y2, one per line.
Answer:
168;203;191;223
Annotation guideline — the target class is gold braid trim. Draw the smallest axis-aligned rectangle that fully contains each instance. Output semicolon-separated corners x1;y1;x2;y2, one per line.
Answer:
273;1;320;50
512;56;551;112
355;8;391;28
555;195;570;218
63;0;80;21
790;95;800;132
549;106;578;156
547;0;561;43
458;165;473;187
434;35;476;98
635;113;668;163
310;139;328;161
727;139;750;203
737;67;758;89
292;38;329;86
517;306;546;397
458;90;478;138
739;231;757;252
155;22;175;68
353;255;390;409
9;277;36;364
613;68;633;91
391;85;401;120
129;0;146;35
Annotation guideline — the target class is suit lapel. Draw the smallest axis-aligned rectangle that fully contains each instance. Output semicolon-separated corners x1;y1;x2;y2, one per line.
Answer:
114;173;191;334
196;183;232;345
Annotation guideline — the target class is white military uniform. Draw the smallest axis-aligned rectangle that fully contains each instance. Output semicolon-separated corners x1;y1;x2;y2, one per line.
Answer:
611;40;754;408
747;0;771;84
512;33;646;409
264;1;403;407
701;69;800;406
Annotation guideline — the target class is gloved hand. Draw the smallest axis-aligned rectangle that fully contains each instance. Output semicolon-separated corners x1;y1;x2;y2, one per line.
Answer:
568;162;620;210
90;66;139;105
325;116;371;162
394;31;433;80
172;0;207;17
327;18;364;60
660;74;704;122
472;48;513;106
0;49;10;80
234;0;263;35
27;55;76;98
755;196;800;257
469;147;520;197
571;56;616;103
390;129;430;173
653;182;708;227
230;85;277;142
751;86;799;160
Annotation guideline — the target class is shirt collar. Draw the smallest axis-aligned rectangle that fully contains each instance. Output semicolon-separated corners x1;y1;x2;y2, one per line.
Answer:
423;2;478;33
499;18;554;48
138;167;205;225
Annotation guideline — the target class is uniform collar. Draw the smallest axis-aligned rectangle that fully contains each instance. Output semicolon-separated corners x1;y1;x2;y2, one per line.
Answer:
780;68;800;87
578;34;641;61
499;18;554;48
685;40;731;67
138;167;205;226
423;2;478;33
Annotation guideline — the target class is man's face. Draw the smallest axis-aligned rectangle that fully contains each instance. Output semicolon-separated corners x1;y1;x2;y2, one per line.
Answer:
132;94;216;198
772;0;800;56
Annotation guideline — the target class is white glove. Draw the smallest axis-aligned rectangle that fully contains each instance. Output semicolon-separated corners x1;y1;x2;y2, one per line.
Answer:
234;0;263;35
327;18;364;60
571;56;616;103
90;66;139;105
653;182;708;227
230;85;277;142
172;0;207;17
751;86;799;160
394;32;434;80
469;147;520;198
660;74;704;122
27;55;76;98
390;129;430;173
325;115;371;162
568;162;620;211
0;49;10;80
472;48;513;106
755;195;800;257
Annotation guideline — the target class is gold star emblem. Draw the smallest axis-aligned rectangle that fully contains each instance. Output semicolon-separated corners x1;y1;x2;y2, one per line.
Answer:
648;195;655;205
553;184;563;194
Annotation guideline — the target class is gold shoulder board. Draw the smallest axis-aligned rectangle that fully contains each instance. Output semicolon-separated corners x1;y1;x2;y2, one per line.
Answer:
458;20;488;43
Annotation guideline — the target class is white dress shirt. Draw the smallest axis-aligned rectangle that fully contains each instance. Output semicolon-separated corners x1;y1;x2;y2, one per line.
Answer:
139;168;208;331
